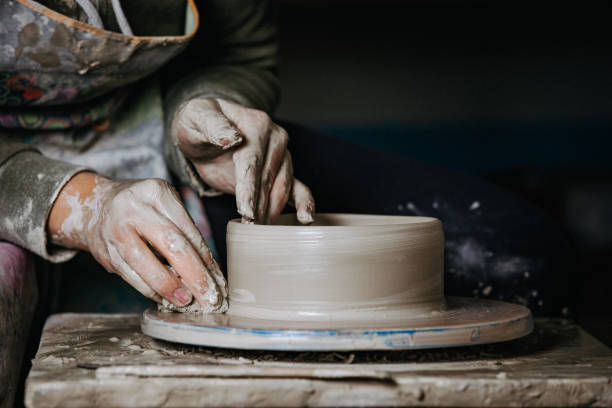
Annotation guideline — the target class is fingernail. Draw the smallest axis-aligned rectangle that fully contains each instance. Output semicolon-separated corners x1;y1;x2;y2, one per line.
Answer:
297;210;314;224
238;202;255;221
174;288;192;305
216;131;242;148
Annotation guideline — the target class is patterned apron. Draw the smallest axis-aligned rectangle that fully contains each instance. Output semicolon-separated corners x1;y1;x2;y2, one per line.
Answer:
0;0;218;256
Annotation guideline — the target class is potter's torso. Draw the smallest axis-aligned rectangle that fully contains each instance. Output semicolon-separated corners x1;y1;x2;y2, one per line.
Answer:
0;0;198;179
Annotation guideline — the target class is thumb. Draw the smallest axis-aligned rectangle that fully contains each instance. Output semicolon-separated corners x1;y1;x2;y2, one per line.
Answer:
175;98;243;154
198;101;243;149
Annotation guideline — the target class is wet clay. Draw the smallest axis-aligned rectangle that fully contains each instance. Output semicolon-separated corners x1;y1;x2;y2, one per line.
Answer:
226;214;446;321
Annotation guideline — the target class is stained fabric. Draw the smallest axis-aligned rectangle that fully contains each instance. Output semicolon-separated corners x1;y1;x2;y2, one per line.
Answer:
0;2;279;393
0;0;196;107
0;1;280;262
0;243;37;408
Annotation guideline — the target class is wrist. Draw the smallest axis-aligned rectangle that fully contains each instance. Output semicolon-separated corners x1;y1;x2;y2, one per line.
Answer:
47;172;109;250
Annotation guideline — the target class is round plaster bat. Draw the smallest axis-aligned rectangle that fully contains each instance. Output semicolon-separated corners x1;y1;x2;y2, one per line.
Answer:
142;214;532;351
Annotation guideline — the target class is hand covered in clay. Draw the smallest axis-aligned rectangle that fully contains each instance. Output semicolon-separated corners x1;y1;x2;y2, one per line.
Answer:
171;98;315;224
48;172;228;311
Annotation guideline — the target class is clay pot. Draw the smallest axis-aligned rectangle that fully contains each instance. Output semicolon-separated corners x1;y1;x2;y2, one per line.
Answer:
226;214;447;321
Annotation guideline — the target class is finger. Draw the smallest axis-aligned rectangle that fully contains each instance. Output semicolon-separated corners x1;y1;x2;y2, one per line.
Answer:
157;195;229;300
216;99;273;222
174;99;243;159
265;152;293;225
292;178;315;224
193;154;236;195
180;226;229;301
119;228;193;307
105;241;162;304
256;125;290;222
193;99;243;149
136;213;224;311
153;183;228;299
232;135;268;221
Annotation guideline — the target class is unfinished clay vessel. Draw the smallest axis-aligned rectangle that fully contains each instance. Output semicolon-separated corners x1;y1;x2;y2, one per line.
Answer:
142;213;533;350
226;214;446;321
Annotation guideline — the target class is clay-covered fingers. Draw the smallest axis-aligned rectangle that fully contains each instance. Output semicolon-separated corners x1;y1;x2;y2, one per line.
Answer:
193;154;236;195
265;152;294;224
115;227;192;307
135;217;223;310
174;214;228;300
148;187;228;310
216;99;289;223
191;98;312;225
256;125;291;223
232;132;268;222
172;99;243;160
102;239;162;304
53;175;228;312
292;178;315;224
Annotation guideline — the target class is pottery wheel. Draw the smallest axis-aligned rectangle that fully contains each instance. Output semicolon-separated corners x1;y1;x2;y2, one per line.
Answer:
141;297;532;351
142;214;533;351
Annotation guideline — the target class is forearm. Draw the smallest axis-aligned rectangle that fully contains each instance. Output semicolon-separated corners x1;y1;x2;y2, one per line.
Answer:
47;171;100;251
0;144;89;262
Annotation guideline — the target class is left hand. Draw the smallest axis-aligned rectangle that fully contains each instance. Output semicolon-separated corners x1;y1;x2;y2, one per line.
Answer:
48;173;228;311
170;98;314;224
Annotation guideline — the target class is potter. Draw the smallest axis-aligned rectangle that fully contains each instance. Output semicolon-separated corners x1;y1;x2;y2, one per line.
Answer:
0;2;576;402
1;0;568;322
0;1;315;318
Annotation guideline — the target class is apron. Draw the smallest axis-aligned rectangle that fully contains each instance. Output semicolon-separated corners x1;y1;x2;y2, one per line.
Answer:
0;0;218;255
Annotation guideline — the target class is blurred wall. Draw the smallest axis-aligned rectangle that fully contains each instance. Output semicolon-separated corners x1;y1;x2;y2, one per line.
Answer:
275;0;612;172
275;1;612;344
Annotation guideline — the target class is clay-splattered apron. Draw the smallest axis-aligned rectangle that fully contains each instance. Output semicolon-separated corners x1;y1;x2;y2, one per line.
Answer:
0;0;217;255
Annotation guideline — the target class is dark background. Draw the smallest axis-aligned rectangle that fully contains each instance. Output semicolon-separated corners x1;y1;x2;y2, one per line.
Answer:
15;2;612;407
275;0;612;345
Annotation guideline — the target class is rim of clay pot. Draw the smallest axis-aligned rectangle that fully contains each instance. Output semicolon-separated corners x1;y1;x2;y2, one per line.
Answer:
228;213;442;232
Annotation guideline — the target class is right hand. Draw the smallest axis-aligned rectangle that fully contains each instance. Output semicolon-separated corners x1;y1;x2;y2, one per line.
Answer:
48;172;227;311
170;98;315;224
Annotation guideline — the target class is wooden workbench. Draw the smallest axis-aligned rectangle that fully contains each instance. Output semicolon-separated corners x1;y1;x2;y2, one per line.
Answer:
25;314;612;407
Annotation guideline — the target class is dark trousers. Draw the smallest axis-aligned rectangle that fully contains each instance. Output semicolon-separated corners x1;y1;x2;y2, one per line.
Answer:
204;122;574;316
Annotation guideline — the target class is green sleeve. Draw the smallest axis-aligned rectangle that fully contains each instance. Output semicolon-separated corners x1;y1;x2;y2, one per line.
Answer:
164;0;280;114
0;141;88;262
162;0;280;195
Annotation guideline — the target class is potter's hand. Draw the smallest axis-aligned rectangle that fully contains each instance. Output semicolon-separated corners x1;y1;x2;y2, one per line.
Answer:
48;172;228;311
171;98;315;224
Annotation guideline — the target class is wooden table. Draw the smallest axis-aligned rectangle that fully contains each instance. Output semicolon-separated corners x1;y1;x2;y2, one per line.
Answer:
25;314;612;407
